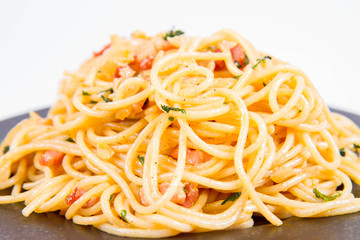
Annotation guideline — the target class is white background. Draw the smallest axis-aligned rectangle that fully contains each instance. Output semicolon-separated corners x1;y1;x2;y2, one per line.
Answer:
0;0;359;120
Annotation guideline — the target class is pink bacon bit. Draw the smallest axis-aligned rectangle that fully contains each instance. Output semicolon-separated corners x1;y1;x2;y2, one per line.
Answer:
93;43;111;57
213;44;247;70
137;55;154;71
159;40;176;52
82;196;100;208
230;44;247;69
214;48;226;70
182;183;199;208
129;98;147;117
114;65;135;79
139;187;149;206
65;187;86;205
171;146;212;165
159;182;199;208
159;182;186;204
39;150;65;166
65;187;99;208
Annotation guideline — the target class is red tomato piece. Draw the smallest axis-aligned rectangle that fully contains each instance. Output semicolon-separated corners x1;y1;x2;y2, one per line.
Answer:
39;150;65;166
93;43;111;57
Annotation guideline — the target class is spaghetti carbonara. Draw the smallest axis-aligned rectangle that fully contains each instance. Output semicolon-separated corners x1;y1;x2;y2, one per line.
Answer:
1;29;360;238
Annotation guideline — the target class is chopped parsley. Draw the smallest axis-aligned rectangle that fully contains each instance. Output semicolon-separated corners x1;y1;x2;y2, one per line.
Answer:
298;110;302;113
313;188;341;202
101;95;113;102
163;29;184;40
339;148;346;157
353;144;360;157
234;75;242;80
90;100;98;104
161;105;186;114
99;88;114;94
252;56;272;69
65;137;75;143
137;155;144;165
221;192;241;205
109;194;114;201
234;60;242;68
207;45;218;51
82;90;90;96
244;55;249;66
183;187;189;194
3;145;10;154
234;55;249;69
144;98;149;106
168;116;174;121
262;82;267;87
120;210;128;223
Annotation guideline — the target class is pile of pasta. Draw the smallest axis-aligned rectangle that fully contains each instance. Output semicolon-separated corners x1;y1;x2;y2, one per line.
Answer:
1;29;360;238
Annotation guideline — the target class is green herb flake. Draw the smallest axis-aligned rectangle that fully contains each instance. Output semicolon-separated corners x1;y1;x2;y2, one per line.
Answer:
161;105;186;114
234;60;242;69
143;98;149;106
3;145;10;154
109;194;114;201
244;55;249;66
137;155;144;165
183;187;189;194
262;82;267;87
339;148;346;157
120;210;129;223
207;45;218;51
65;137;75;143
313;188;341;202
298;110;302;113
221;192;241;205
168;116;174;121
90;100;98;104
101;95;113;103
234;75;242;80
252;56;272;69
354;144;360;150
163;29;184;40
82;90;90;96
99;88;114;94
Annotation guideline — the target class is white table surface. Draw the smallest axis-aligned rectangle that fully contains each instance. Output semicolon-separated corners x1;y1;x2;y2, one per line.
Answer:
0;0;359;121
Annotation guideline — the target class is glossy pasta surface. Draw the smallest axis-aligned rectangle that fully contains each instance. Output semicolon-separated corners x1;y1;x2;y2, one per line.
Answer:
1;29;360;238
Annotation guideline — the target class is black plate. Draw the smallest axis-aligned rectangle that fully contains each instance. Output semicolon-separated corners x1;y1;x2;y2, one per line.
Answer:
1;108;360;240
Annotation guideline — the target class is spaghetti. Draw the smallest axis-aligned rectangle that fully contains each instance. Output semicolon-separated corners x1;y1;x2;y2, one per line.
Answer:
1;29;360;238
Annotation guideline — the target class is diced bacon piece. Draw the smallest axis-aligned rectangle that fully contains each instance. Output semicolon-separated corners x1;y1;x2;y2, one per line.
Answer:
159;182;186;204
93;43;111;57
230;44;247;69
82;196;100;208
159;182;199;208
137;56;154;71
129;98;147;117
39;150;65;166
152;36;177;52
213;44;247;70
214;48;226;70
114;65;136;79
171;146;212;165
65;187;99;208
159;40;176;51
139;187;149;206
182;183;199;208
65;187;86;205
